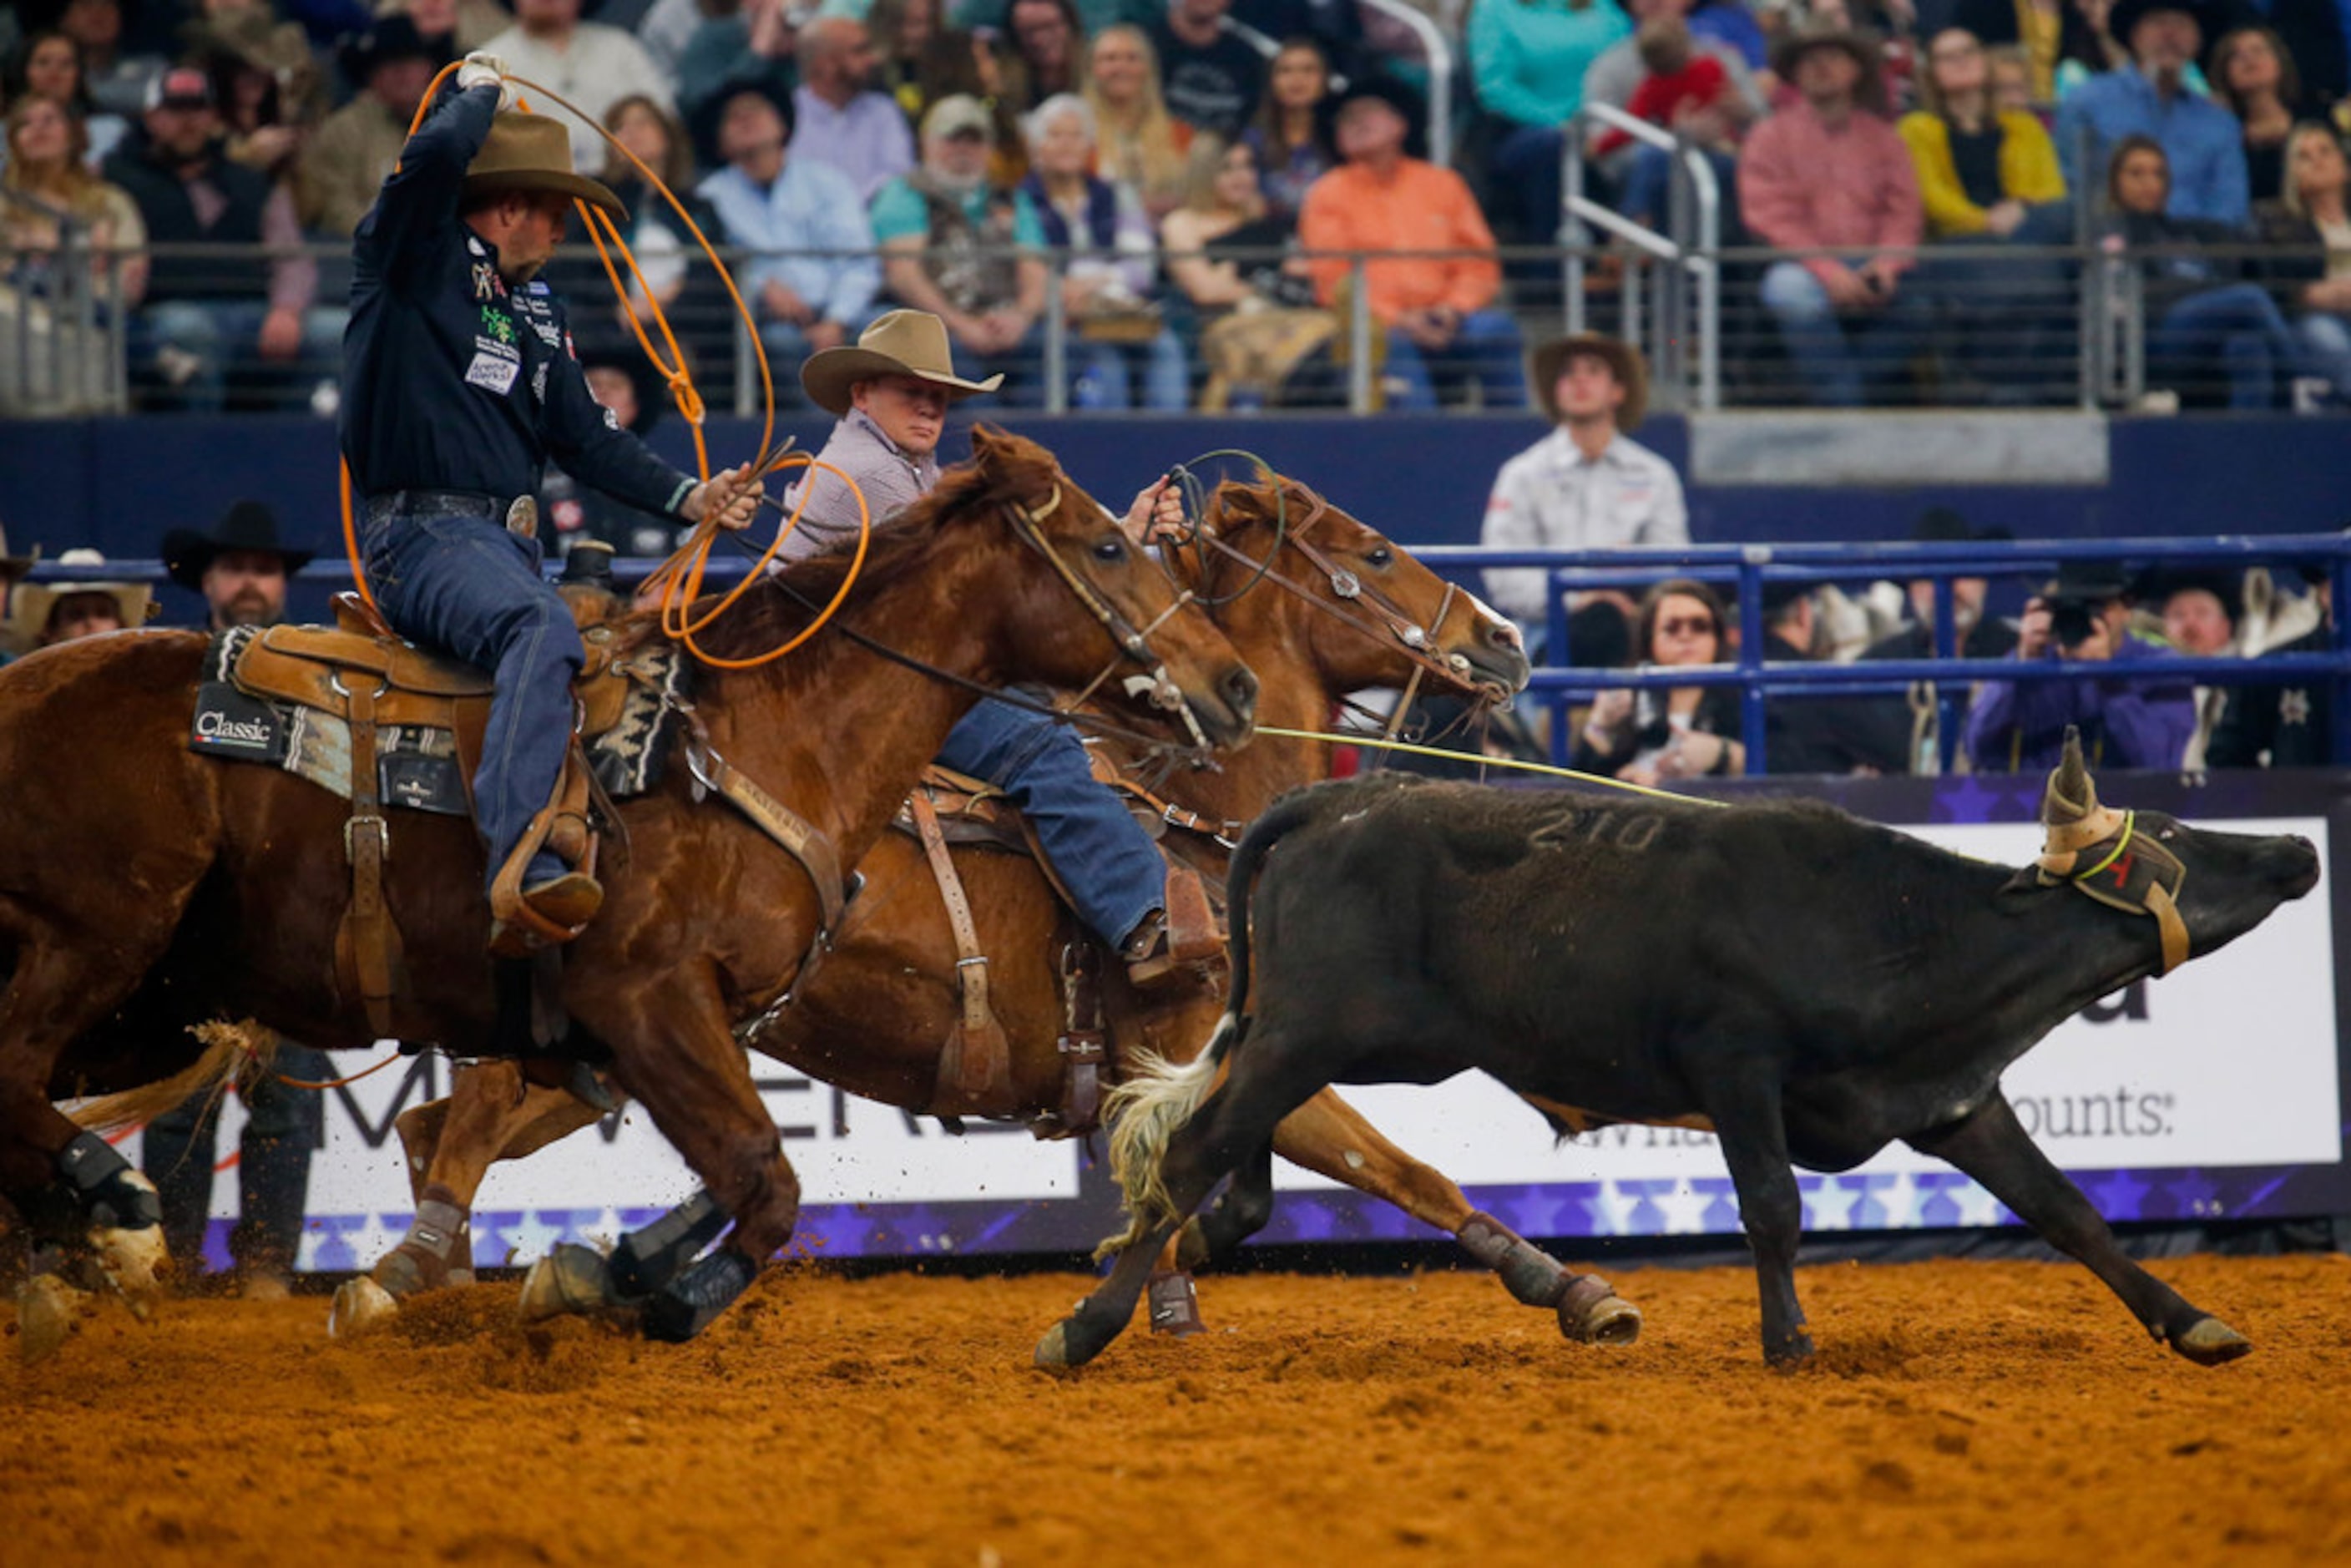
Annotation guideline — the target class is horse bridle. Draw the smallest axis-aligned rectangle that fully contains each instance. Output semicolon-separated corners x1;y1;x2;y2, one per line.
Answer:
1003;482;1215;751
1181;483;1489;742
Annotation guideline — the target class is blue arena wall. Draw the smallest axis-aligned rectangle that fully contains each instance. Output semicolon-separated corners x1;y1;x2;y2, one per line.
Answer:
7;412;2351;574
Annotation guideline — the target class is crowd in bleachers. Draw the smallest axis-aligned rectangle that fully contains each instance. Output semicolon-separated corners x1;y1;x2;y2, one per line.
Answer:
9;0;2351;414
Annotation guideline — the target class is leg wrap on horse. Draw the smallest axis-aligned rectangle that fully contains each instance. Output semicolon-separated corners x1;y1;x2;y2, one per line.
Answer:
641;1247;758;1344
375;1187;473;1297
1146;1269;1205;1337
609;1191;731;1302
1456;1211;1573;1308
59;1131;164;1232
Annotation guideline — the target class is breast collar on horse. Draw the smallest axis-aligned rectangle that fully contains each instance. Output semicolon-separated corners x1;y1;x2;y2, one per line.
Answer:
2035;804;2192;974
1181;485;1482;745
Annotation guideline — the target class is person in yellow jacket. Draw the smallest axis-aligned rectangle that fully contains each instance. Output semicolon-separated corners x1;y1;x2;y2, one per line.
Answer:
1899;28;2075;401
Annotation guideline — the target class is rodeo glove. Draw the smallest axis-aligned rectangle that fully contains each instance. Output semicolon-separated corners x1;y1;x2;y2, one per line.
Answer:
457;51;518;111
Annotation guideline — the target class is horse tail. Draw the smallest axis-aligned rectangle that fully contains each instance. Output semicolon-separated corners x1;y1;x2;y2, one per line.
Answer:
1096;784;1332;1260
69;1019;279;1135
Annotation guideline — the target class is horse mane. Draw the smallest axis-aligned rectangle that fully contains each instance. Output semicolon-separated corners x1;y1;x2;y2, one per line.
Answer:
637;430;1056;663
1189;477;1330;601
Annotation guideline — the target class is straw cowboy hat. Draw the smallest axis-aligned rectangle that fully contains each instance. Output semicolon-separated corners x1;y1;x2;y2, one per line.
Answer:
800;309;1004;417
160;499;316;594
464;111;627;219
1529;333;1649;430
7;549;154;646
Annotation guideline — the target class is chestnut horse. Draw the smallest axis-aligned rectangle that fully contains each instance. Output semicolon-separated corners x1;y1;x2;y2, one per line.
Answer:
0;427;1254;1347
349;478;1637;1349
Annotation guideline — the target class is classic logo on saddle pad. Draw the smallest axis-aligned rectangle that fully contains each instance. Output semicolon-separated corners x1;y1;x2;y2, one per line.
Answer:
190;680;286;762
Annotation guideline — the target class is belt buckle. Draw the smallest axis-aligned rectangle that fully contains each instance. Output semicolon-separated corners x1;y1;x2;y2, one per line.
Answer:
505;495;538;539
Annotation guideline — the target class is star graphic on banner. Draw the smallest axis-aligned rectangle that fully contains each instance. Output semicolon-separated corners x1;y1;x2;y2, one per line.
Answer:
583;1208;629;1252
2162;1171;2224;1221
1806;1178;1863;1231
1870;1172;1920;1230
2281;688;2312;727
2089;1168;2154;1222
1581;1180;1645;1237
1953;1181;2010;1228
498;1211;569;1267
1653;1179;1722;1235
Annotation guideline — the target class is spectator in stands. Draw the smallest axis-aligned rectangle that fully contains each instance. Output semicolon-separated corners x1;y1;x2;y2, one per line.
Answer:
1470;0;1633;241
2256;121;2351;401
3;94;149;311
2141;566;2240;766
10;28;132;164
382;0;511;58
1900;27;2075;397
1243;36;1341;221
1964;562;2197;771
1018;94;1191;408
1482;332;1685;666
2055;0;2247;224
1232;0;1364;80
871;94;1051;400
1153;0;1267;142
1952;0;2111;107
695;79;881;392
2211;24;2304;206
867;0;996;134
1855;506;2020;773
675;0;795;129
993;0;1089;127
1299;80;1527;411
544;352;689;559
1161;135;1338;406
1741;23;1933;407
2101;134;2298;407
635;0;709;82
483;0;675;169
1758;579;1914;774
1610;13;1757;231
2207;560;2333;765
1086;23;1193;219
792;17;918;200
1584;0;1766;194
1690;0;1769;73
6;548;152;647
185;5;326;186
297;16;442;238
54;0;167;120
106;65;340;412
1571;578;1746;784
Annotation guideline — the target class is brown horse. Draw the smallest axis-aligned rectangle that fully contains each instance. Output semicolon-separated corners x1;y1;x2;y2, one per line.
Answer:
0;427;1255;1348
348;478;1637;1349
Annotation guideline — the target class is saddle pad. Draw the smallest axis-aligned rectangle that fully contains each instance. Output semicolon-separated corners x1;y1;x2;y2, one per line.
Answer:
589;640;689;799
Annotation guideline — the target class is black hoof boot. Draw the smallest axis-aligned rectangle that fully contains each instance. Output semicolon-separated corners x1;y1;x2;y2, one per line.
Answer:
642;1248;758;1343
1146;1270;1206;1337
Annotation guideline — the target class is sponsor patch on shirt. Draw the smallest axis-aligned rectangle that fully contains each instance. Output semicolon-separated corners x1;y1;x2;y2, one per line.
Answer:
465;351;521;395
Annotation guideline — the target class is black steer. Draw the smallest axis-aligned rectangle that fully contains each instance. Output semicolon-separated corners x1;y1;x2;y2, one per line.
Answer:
1040;732;2322;1372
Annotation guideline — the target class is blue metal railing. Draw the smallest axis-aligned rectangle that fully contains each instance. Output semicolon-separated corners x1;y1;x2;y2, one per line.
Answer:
1414;535;2351;771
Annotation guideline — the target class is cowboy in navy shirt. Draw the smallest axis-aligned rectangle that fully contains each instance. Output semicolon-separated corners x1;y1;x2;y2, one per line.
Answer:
340;54;760;943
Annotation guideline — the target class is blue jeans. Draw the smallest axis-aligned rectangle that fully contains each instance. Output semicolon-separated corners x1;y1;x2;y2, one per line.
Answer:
133;298;346;412
360;503;584;896
1070;326;1191;411
1759;258;1934;407
2152;283;2294;410
2291;311;2351;400
934;698;1165;948
1619;144;1741;235
1380;308;1528;412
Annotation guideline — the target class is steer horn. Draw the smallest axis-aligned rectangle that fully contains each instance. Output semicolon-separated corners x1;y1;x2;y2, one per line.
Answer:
2042;726;2097;827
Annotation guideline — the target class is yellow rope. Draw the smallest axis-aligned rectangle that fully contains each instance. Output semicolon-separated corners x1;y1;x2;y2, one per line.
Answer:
1254;725;1728;807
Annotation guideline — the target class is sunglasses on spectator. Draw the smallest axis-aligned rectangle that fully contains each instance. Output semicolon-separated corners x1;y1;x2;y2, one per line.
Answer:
1657;616;1718;637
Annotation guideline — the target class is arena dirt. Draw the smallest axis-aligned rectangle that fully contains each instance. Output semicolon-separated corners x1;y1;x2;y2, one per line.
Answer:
6;1255;2348;1564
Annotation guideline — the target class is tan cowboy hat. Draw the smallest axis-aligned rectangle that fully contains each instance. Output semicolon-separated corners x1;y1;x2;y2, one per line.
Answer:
464;111;627;219
7;549;154;647
800;309;1004;417
1529;333;1649;430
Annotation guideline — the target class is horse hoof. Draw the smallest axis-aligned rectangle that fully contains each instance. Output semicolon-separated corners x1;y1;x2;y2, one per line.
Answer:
1146;1271;1205;1338
88;1220;169;1319
1034;1323;1079;1374
17;1275;88;1364
518;1242;612;1324
1555;1275;1642;1347
327;1277;400;1339
2173;1317;2252;1367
